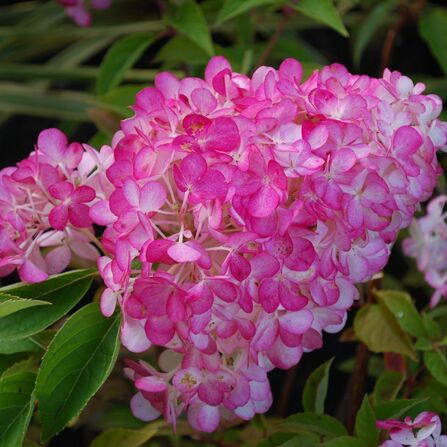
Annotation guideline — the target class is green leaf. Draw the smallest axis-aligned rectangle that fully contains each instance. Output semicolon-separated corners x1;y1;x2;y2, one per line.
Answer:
90;423;161;447
355;396;379;447
99;85;142;119
216;0;278;25
373;371;405;405
277;434;318;447
353;0;396;67
0;293;50;318
36;303;121;442
375;290;427;338
0;269;96;341
302;358;333;414
419;7;447;75
374;398;428;420
156;35;209;66
0;371;36;447
424;350;447;387
280;413;347;439
293;0;349;37
354;303;417;360
96;33;155;95
422;313;442;339
0;83;96;122
165;0;214;56
321;437;364;447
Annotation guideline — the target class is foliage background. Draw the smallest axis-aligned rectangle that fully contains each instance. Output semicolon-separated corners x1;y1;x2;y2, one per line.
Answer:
1;0;447;446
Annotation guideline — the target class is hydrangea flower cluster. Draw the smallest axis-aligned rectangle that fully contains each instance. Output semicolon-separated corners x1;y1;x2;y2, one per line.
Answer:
90;57;447;431
57;0;111;27
1;56;446;432
377;412;447;446
403;195;447;307
0;128;112;282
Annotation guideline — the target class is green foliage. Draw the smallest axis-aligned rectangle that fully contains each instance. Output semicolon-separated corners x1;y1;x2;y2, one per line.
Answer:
90;423;161;447
293;0;349;37
36;303;121;441
353;301;417;360
0;371;36;447
354;396;379;447
216;0;279;25
96;33;155;95
424;350;447;387
0;293;50;318
373;371;405;405
165;0;214;56
302;358;333;414
0;269;96;341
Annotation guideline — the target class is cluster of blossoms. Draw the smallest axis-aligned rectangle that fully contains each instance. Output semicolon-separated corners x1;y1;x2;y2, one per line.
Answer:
378;412;447;446
93;57;447;431
0;128;112;282
2;56;447;431
403;195;447;307
57;0;111;27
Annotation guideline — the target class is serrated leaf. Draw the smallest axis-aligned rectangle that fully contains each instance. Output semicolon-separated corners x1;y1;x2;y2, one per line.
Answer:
90;423;161;447
96;33;155;95
280;413;347;439
0;269;96;341
36;303;121;442
374;398;427;420
0;371;36;447
353;0;396;67
165;0;214;56
419;7;447;75
321;437;364;447
293;0;348;37
0;293;50;318
216;0;278;25
375;290;427;338
302;358;333;414
354;303;417;360
424;350;447;387
355;396;379;447
373;371;405;405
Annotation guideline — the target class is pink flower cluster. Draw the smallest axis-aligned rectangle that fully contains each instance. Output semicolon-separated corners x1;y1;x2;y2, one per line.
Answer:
90;57;446;431
377;412;447;446
0;128;112;282
57;0;111;27
403;195;447;307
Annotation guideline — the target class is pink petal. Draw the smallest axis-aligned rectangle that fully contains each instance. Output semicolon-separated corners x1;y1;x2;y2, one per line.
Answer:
139;181;166;212
279;309;313;334
167;243;201;263
259;278;280;313
48;181;74;200
49;204;69;230
37;128;67;162
69;203;92;228
89;200;117;225
130;392;161;421
247;186;279;217
71;185;95;203
45;245;71;274
205;117;240;153
191;88;218;115
135;376;168;393
188;404;220;433
19;259;48;283
100;288;117;317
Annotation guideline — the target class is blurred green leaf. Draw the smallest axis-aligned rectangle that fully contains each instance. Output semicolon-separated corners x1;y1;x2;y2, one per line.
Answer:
424;349;447;387
90;423;161;447
354;396;379;447
0;293;50;318
0;371;36;447
0;269;96;341
279;413;347;439
99;84;144;118
354;303;417;360
419;7;447;75
302;358;333;414
36;303;121;442
156;35;209;66
97;33;155;95
293;0;349;37
216;0;278;25
321;437;364;447
353;0;396;67
375;290;427;338
0;83;97;121
373;371;405;405
165;0;214;56
374;398;428;420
